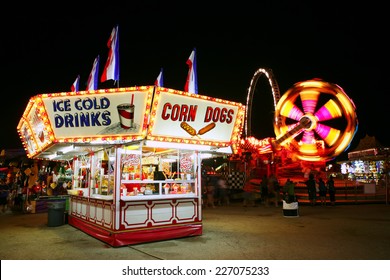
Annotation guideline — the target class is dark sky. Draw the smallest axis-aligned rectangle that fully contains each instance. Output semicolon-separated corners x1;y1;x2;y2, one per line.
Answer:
1;1;389;161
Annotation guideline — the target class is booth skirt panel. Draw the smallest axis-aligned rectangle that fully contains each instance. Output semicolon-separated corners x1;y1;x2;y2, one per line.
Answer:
69;216;202;247
121;199;200;230
69;196;113;229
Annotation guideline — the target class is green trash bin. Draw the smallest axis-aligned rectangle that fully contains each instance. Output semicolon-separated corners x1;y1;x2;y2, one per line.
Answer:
47;201;66;227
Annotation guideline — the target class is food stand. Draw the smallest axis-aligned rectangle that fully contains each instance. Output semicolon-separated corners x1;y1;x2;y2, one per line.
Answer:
17;86;245;247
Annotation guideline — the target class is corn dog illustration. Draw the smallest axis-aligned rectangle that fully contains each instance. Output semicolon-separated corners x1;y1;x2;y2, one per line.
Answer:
180;121;197;136
198;122;216;135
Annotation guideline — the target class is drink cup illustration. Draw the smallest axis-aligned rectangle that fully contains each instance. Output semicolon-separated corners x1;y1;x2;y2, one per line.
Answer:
117;103;135;129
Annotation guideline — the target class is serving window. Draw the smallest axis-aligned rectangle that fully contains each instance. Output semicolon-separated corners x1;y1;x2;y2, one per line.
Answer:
117;142;199;199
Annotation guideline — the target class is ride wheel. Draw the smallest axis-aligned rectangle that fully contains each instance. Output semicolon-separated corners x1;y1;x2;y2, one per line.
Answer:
273;79;358;162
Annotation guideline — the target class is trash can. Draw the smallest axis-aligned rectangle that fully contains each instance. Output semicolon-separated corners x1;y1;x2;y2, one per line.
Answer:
283;200;299;217
47;201;66;227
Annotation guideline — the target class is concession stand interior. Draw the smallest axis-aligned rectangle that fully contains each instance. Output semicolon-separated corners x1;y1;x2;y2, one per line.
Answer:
17;86;245;247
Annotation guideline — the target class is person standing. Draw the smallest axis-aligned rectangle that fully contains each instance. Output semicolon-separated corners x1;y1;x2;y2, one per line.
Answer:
326;176;336;206
209;175;219;206
268;174;280;207
206;184;216;208
243;176;261;207
304;173;317;206
283;178;296;203
0;179;10;213
204;176;216;208
318;177;327;206
216;175;230;206
260;175;269;207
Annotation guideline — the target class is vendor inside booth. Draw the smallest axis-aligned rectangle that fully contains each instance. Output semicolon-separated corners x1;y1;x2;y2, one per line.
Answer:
17;86;245;247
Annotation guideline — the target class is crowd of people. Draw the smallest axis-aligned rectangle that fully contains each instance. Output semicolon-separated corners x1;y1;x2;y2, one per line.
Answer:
242;173;298;207
0;161;71;214
202;171;292;209
201;171;337;209
302;173;336;207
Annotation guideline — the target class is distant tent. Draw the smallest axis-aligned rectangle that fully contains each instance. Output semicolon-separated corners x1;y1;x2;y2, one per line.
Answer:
348;135;387;160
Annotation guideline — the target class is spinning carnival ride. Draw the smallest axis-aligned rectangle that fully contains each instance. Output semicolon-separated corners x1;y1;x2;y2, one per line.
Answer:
236;68;358;170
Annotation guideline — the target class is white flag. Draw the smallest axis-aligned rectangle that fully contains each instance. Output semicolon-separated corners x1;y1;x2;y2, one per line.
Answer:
71;75;80;92
184;48;198;94
155;68;164;87
86;55;100;90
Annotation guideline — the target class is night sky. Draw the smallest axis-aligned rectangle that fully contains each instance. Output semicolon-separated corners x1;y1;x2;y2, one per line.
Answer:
1;2;388;161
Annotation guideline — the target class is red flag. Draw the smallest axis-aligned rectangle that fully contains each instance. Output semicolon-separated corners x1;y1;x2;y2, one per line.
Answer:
184;48;198;94
71;75;80;92
101;25;119;83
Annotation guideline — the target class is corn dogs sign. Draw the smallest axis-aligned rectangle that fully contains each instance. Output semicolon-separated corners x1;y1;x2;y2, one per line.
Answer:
147;88;245;146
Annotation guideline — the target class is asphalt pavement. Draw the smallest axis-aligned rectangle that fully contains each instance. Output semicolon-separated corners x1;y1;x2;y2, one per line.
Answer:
1;202;390;260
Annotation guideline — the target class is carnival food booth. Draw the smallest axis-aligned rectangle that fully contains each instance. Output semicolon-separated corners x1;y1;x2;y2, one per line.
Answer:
17;86;245;247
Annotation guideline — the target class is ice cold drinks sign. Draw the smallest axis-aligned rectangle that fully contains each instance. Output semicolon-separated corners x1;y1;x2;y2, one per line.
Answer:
51;97;113;128
41;90;151;138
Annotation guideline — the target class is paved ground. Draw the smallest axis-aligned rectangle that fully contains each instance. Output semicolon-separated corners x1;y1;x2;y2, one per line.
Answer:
1;202;390;260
